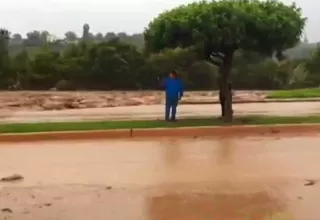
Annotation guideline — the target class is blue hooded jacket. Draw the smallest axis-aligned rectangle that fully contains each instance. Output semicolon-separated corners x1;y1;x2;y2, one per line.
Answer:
163;77;184;101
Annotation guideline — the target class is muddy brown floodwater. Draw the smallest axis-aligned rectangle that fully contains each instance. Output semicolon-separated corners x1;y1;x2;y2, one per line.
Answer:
1;135;320;220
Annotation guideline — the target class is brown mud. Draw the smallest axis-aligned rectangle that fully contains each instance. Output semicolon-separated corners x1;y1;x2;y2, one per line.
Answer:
0;135;320;219
0;90;267;111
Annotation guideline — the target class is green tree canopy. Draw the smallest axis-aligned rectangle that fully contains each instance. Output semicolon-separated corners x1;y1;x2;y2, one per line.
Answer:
144;0;306;120
64;31;78;42
145;0;305;56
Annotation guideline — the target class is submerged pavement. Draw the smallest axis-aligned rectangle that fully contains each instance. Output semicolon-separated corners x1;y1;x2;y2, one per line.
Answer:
0;135;320;219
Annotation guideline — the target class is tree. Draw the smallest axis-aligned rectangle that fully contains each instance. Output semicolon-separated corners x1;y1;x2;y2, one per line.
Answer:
65;31;78;42
85;39;145;89
105;32;117;41
11;33;23;44
117;32;127;39
95;32;104;41
59;43;87;83
25;30;43;46
144;0;305;121
0;29;9;51
0;29;11;88
40;31;50;43
82;24;90;41
11;49;31;89
122;33;144;50
30;49;61;89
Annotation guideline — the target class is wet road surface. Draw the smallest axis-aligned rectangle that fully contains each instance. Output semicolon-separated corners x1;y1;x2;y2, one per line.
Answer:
1;102;320;123
1;135;320;219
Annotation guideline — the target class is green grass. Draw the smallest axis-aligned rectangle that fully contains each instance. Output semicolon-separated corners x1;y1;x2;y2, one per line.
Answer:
1;115;320;134
267;88;320;99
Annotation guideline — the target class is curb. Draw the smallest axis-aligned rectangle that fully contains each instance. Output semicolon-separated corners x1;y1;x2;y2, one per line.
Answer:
0;129;131;142
0;123;320;143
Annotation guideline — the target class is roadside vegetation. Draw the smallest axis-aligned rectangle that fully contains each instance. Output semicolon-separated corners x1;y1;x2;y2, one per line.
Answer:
2;115;320;133
268;88;320;99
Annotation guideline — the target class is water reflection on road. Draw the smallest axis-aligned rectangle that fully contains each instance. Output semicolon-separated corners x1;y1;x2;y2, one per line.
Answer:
150;137;290;220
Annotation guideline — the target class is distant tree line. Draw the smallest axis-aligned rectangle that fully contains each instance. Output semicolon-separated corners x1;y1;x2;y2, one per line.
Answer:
0;21;319;91
9;24;144;51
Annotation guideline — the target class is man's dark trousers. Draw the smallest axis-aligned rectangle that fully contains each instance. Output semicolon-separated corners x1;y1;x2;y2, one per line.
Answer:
165;98;178;121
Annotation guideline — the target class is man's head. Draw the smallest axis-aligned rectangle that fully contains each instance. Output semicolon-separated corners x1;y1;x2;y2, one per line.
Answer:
169;70;177;79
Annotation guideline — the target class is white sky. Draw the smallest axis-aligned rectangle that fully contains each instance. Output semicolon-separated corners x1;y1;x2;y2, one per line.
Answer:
1;0;319;42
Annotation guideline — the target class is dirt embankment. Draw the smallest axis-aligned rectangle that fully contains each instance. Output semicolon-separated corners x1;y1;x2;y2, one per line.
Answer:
0;91;267;111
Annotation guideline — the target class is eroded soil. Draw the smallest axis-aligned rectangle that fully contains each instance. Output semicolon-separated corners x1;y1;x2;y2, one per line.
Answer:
0;90;267;111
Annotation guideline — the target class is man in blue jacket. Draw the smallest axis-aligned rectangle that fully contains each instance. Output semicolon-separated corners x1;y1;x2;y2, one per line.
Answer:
162;70;184;121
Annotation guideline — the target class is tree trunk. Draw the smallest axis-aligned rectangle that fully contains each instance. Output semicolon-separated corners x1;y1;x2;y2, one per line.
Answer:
218;52;234;122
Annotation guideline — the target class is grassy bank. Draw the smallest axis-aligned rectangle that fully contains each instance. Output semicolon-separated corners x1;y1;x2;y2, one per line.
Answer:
1;115;320;133
268;88;320;99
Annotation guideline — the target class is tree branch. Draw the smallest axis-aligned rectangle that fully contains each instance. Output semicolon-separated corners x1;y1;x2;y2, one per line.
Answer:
275;50;287;61
211;52;225;59
207;57;222;67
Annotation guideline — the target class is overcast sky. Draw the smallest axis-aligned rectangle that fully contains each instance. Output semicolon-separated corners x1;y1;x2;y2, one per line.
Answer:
0;0;318;42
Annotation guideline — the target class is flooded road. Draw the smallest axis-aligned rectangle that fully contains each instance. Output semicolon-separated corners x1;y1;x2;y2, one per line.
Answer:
1;135;320;219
